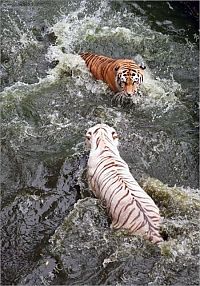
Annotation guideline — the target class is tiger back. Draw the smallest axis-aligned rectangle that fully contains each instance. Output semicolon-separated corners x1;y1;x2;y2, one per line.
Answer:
80;52;146;96
86;124;163;244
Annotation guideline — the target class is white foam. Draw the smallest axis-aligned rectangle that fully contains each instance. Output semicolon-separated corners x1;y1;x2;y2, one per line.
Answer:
6;12;38;48
44;3;182;110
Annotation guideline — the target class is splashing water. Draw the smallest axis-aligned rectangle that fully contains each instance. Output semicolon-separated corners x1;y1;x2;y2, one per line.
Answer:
1;1;199;285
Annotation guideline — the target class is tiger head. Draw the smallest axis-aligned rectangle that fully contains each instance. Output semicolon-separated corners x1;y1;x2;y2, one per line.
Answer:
85;124;119;150
115;62;146;96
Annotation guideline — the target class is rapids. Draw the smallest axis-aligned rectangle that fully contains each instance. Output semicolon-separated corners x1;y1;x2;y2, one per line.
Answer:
1;1;199;285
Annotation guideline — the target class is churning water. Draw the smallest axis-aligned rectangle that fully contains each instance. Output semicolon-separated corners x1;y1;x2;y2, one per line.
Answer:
1;0;199;285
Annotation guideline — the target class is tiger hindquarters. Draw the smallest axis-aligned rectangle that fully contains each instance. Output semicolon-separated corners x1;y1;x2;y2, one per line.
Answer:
111;222;163;244
110;193;163;244
86;124;163;244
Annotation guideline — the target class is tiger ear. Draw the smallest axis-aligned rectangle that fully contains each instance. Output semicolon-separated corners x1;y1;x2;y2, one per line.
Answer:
85;131;92;140
112;131;118;140
114;65;120;72
140;62;146;70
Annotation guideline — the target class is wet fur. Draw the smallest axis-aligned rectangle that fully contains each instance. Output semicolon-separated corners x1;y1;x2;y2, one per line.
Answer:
80;52;145;95
86;124;163;244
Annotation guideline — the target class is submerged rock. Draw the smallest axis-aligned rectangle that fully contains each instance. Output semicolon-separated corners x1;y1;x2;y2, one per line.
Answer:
27;177;199;285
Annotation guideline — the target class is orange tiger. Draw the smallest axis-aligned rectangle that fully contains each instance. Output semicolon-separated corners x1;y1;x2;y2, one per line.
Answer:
80;52;146;96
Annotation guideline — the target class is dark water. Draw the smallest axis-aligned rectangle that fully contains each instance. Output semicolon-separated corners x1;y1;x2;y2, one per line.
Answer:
1;0;199;285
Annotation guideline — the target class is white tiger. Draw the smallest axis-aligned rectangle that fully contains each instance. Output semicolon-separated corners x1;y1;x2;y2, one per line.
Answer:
86;123;163;244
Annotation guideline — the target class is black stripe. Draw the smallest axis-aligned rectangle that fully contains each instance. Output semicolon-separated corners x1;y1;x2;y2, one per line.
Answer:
129;211;141;230
95;136;101;149
130;190;155;200
131;221;143;233
99;148;116;157
134;218;146;232
98;170;117;193
87;55;100;70
93;127;101;134
124;198;135;212
95;162;116;185
90;156;113;180
119;204;136;228
100;174;119;196
135;200;155;228
103;179;123;203
112;203;125;228
88;55;107;72
102;61;114;79
112;189;129;225
106;184;124;211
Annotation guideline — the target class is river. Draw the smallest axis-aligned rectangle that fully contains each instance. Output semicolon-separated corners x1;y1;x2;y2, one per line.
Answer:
1;1;199;285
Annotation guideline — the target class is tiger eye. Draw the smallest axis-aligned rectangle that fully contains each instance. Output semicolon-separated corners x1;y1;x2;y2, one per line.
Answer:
112;131;118;139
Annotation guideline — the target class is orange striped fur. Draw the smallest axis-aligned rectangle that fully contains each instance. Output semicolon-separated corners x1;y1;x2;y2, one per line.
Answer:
80;52;146;96
86;124;163;244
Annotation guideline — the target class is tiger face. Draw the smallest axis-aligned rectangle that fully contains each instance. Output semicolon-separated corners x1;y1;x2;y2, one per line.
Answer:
85;124;119;149
115;63;145;96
